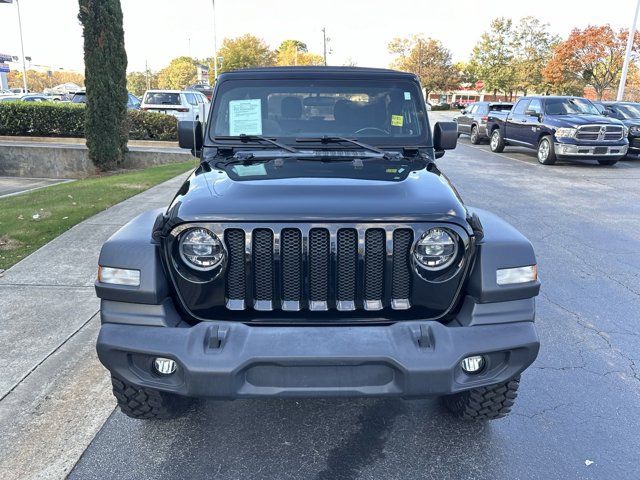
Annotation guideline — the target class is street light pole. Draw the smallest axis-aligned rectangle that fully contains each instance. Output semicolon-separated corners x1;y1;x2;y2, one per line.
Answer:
211;0;218;81
322;27;327;66
617;0;640;101
15;0;28;92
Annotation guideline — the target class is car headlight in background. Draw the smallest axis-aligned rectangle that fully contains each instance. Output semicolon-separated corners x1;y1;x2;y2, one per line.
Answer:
496;265;538;285
179;228;225;271
623;126;630;137
628;125;640;135
414;228;459;271
554;128;577;138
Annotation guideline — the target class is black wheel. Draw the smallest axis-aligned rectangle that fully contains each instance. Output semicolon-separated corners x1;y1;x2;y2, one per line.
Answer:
442;376;520;421
470;125;481;144
111;375;194;420
537;135;557;165
489;129;505;153
598;158;618;166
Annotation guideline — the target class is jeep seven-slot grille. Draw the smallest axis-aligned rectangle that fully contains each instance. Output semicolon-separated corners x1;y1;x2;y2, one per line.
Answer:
223;226;414;312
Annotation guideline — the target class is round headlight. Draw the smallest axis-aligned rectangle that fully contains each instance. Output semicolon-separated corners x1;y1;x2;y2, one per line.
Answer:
414;228;458;271
179;228;225;271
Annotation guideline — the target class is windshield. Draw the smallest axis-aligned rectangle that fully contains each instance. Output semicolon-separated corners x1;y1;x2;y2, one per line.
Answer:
209;78;429;146
144;92;181;105
612;103;640;119
544;97;600;115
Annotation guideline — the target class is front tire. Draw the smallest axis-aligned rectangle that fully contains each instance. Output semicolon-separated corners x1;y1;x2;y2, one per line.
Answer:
111;375;194;420
537;136;557;165
470;125;480;144
442;376;520;421
489;129;505;153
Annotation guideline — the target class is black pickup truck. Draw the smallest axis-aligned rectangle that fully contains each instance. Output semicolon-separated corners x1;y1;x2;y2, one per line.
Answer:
95;67;540;422
486;96;628;165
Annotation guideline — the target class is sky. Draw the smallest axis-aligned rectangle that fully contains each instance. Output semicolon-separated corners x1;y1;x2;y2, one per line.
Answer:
0;0;638;74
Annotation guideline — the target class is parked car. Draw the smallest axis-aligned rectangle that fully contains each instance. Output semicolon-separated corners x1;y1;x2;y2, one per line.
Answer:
17;94;53;102
186;83;214;100
71;90;142;110
486;96;628;165
140;90;209;121
456;101;513;144
10;87;30;94
95;66;540;422
593;101;640;156
0;88;13;96
0;96;20;102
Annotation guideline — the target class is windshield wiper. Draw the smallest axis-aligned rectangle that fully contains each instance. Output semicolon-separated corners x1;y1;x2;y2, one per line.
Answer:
295;136;400;159
214;134;298;153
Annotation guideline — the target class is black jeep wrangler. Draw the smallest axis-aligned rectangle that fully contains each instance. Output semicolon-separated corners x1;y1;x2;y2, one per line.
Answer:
96;67;540;421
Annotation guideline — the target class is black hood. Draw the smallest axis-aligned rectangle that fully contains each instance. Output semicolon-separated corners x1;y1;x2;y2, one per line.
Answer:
164;160;471;232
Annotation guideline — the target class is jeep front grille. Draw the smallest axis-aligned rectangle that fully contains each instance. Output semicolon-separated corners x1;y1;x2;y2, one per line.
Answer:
222;225;415;312
575;125;624;141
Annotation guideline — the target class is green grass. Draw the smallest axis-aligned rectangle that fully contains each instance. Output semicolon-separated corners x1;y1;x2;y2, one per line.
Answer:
0;160;196;270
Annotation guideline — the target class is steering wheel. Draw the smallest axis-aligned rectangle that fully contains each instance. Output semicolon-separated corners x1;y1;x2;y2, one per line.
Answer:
354;127;390;135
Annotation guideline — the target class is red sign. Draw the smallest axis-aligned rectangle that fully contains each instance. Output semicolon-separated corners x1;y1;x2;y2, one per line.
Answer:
475;80;484;90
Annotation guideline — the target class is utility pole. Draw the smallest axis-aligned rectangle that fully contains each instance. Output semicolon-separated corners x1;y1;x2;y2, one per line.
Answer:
617;0;640;101
15;0;28;92
322;27;327;66
211;0;218;81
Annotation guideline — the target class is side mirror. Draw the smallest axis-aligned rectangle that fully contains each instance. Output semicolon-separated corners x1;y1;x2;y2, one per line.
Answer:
525;109;540;118
178;120;203;156
433;121;458;158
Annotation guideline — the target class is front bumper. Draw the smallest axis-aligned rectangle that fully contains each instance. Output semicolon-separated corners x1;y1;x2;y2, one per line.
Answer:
97;317;539;399
554;142;627;158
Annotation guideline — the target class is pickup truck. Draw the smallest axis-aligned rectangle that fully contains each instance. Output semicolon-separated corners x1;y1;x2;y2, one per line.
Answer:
486;96;628;165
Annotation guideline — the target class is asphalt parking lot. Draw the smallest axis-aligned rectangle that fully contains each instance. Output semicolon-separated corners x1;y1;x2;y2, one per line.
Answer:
0;176;70;198
68;127;640;479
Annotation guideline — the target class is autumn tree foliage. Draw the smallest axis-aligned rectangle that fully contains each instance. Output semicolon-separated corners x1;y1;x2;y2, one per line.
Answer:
217;34;275;73
512;17;560;95
157;56;199;90
388;35;457;98
276;40;324;66
544;25;640;99
8;70;85;92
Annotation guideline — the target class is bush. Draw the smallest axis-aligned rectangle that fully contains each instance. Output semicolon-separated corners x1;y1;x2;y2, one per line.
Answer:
0;102;178;141
431;104;451;111
127;110;177;141
0;102;85;137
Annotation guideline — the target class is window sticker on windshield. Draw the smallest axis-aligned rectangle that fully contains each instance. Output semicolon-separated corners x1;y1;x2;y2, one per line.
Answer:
232;164;267;177
391;115;404;127
229;99;262;136
404;91;411;100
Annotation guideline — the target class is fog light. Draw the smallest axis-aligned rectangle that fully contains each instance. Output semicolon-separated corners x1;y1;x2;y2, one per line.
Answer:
153;357;177;375
460;355;485;374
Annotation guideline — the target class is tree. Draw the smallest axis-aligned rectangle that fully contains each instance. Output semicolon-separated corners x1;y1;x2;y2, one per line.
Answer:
157;56;198;90
127;70;158;97
469;18;517;98
388;35;457;98
544;25;640;100
78;0;128;171
512;17;560;95
8;70;85;92
276;39;323;66
218;34;275;73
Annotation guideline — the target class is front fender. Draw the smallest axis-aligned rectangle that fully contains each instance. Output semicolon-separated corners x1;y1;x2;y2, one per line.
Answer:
95;208;169;305
464;208;540;303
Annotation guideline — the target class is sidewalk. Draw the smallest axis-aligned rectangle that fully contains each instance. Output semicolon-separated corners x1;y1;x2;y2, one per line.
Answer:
0;171;189;480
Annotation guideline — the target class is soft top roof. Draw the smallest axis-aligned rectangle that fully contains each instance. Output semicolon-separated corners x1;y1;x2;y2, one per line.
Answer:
217;66;419;82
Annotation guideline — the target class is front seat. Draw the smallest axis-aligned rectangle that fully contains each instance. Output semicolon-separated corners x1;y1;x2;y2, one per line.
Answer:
279;96;303;133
